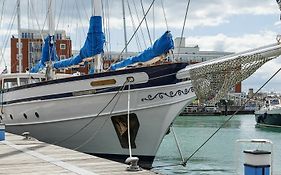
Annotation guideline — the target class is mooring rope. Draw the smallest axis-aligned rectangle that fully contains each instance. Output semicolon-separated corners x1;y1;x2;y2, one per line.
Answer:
127;82;133;158
73;82;127;150
153;66;281;169
53;81;128;146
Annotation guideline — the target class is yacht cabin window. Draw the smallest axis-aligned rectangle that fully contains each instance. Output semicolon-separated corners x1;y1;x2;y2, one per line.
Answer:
20;78;40;85
3;78;18;89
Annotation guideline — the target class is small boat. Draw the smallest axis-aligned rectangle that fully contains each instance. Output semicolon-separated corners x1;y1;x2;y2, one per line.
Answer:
255;98;281;127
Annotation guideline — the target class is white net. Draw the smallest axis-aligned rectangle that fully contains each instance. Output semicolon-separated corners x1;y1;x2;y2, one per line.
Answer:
189;54;276;103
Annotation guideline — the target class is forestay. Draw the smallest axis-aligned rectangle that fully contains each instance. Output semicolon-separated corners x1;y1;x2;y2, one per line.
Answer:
177;42;281;103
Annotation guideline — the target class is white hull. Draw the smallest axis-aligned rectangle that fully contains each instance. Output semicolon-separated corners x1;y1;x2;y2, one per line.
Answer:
1;66;195;167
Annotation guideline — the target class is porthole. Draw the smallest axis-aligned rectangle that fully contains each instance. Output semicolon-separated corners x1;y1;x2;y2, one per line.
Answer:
35;112;39;118
10;114;13;120
23;113;27;119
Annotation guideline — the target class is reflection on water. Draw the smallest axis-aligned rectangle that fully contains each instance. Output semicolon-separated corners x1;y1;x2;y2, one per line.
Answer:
256;125;281;133
174;115;242;129
153;115;281;175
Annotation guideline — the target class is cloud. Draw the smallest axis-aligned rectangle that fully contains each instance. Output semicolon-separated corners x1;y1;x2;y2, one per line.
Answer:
185;31;278;52
182;30;281;92
243;59;281;93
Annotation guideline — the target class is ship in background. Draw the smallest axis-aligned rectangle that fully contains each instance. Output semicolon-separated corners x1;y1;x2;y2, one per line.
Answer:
255;97;281;127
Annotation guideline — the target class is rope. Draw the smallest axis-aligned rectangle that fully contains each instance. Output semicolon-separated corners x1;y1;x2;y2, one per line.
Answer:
176;0;191;60
30;0;45;41
132;0;147;48
55;0;64;31
171;126;184;163
0;0;5;29
140;0;152;45
75;0;86;36
160;0;169;31
74;83;127;150
106;0;112;56
126;0;142;51
0;4;17;68
127;83;132;157
107;0;156;70
80;0;89;21
53;81;128;145
153;66;281;169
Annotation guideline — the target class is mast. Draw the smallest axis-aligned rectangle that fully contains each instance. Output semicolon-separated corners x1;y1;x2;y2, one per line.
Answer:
122;0;128;54
47;0;55;36
46;0;55;79
92;0;103;73
17;0;22;73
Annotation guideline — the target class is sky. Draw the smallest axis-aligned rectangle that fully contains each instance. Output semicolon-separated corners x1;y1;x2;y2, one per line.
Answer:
0;0;281;93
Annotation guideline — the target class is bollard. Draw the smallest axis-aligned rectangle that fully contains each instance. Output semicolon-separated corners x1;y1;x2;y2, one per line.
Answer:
244;150;271;175
0;123;5;141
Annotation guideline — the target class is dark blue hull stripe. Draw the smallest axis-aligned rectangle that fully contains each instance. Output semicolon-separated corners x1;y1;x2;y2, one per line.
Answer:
4;86;120;105
2;63;188;105
3;63;188;93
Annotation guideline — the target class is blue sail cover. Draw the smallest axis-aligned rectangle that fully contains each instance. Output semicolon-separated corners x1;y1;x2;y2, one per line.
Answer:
110;31;174;71
53;16;105;69
30;36;59;73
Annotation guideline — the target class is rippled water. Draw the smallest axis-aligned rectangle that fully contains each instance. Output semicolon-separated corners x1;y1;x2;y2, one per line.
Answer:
153;115;281;175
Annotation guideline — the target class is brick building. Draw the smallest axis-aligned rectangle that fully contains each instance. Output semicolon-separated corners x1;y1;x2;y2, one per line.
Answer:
11;29;72;73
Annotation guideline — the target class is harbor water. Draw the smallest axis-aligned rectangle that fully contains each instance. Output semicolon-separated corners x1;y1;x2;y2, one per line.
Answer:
153;115;281;175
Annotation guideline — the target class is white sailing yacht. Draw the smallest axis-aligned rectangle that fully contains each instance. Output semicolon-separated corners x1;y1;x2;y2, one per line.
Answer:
1;0;281;168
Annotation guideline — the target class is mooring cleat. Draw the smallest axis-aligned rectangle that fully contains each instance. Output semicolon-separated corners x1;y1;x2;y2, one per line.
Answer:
22;132;31;140
125;157;142;171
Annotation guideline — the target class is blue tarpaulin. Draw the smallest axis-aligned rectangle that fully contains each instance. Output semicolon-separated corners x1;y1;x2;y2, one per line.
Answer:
30;36;58;73
52;16;105;69
110;31;174;71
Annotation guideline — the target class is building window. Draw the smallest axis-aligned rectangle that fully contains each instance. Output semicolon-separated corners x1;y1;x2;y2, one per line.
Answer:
60;44;66;50
60;55;66;60
16;42;22;48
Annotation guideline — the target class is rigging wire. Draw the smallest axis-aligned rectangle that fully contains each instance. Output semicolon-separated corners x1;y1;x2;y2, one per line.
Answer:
108;0;156;70
171;126;185;164
106;0;112;58
0;4;17;68
132;0;147;48
41;0;52;36
75;0;86;36
126;0;142;51
55;0;64;31
0;0;6;29
74;82;127;150
161;0;169;31
176;0;191;60
153;65;281;169
53;81;128;145
152;2;155;41
102;0;110;56
27;0;30;37
30;0;45;41
80;0;89;20
140;0;152;45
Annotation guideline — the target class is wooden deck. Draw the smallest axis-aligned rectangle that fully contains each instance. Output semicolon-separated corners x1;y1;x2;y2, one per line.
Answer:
0;133;159;175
